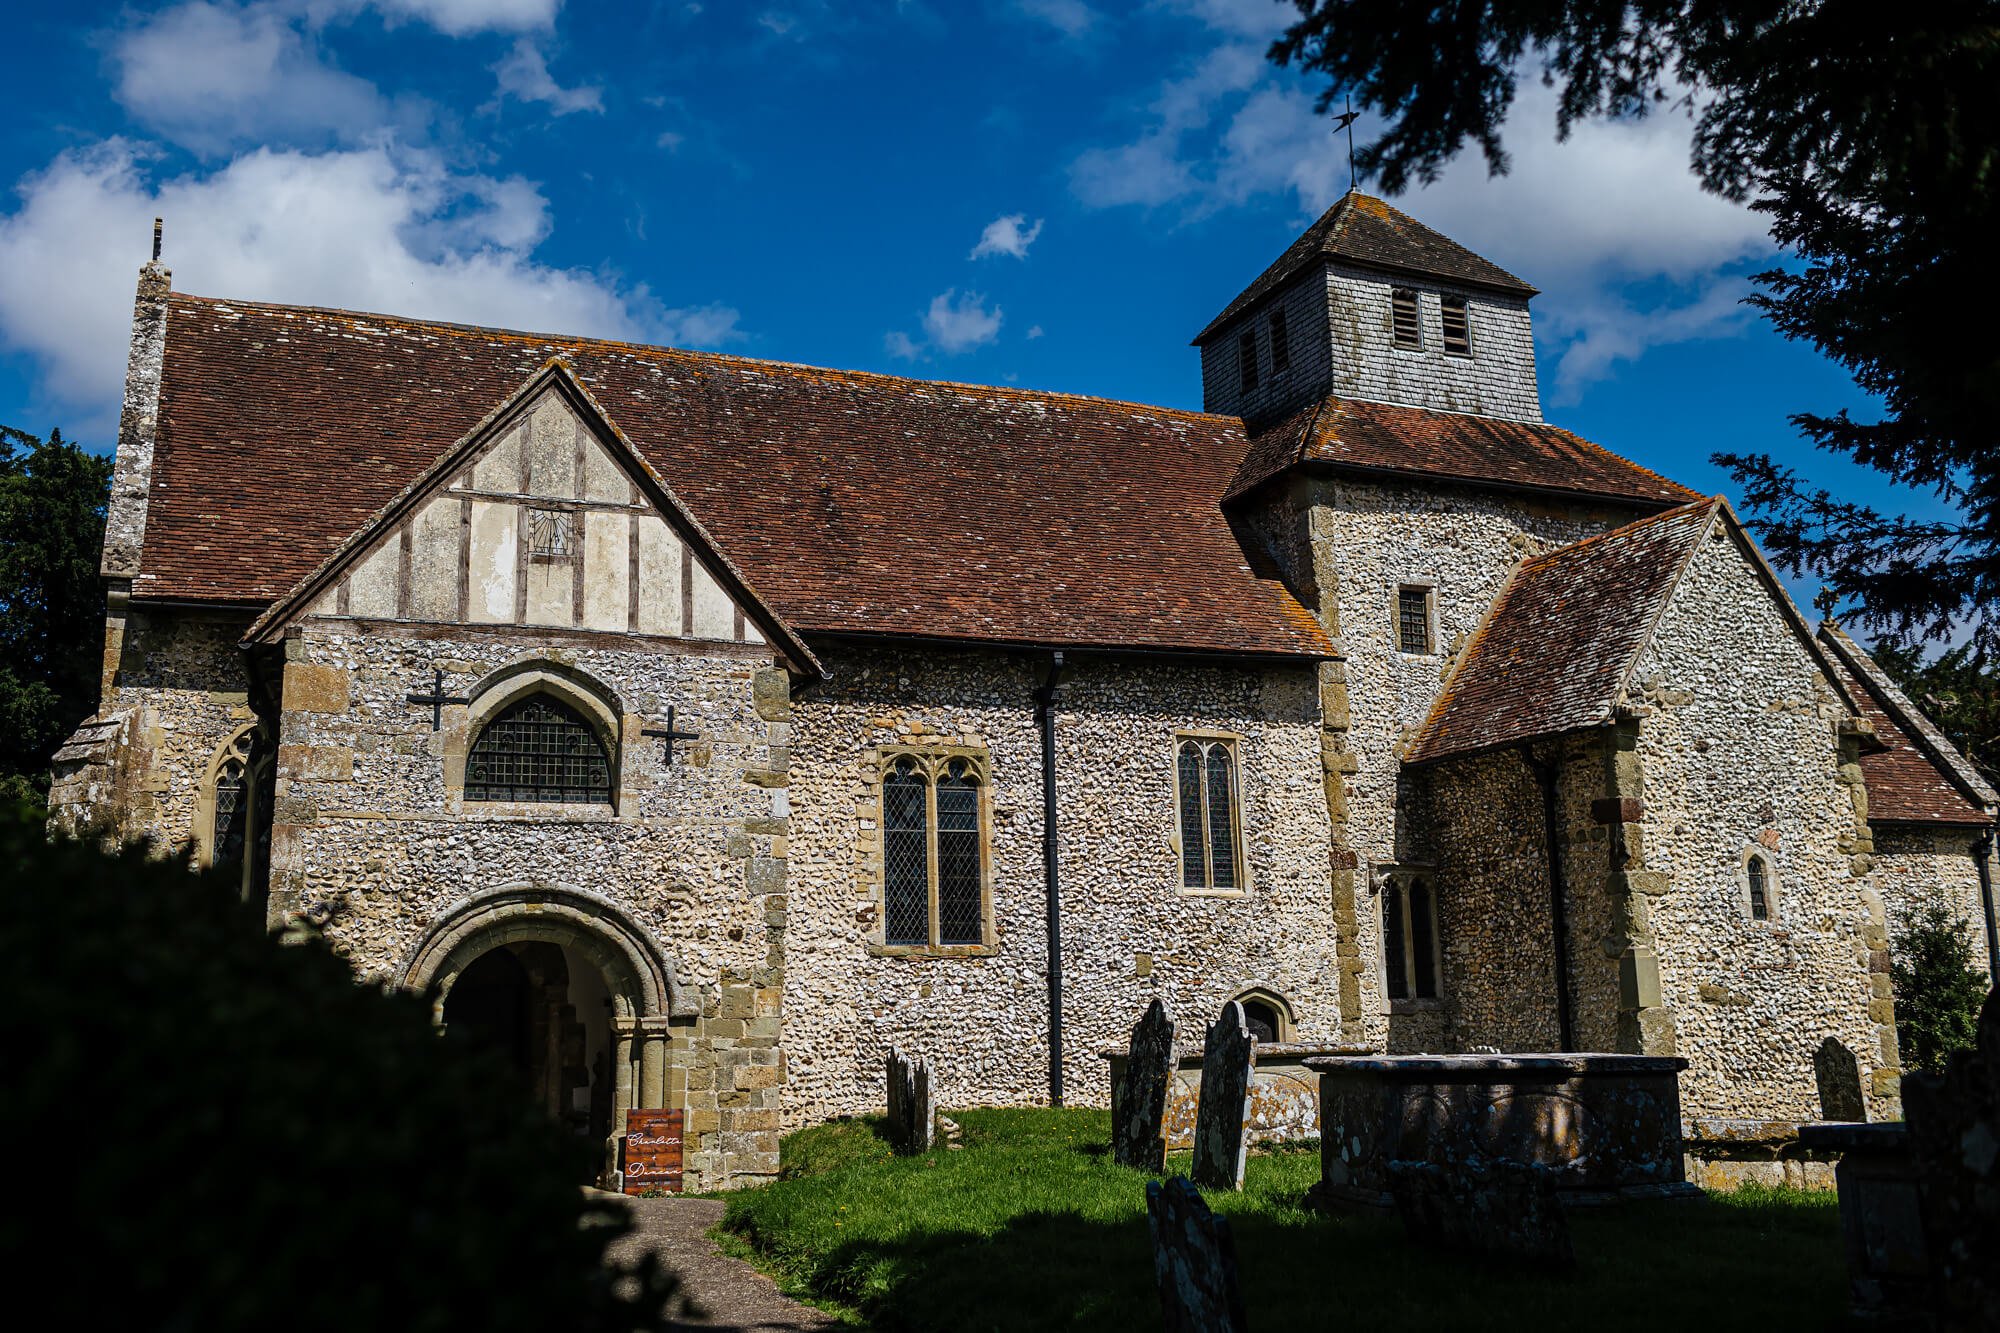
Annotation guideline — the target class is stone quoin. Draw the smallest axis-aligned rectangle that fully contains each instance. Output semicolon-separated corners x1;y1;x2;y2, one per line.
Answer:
53;192;1998;1190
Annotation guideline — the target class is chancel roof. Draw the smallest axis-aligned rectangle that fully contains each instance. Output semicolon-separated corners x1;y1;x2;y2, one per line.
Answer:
1230;395;1698;509
1818;625;1996;826
1406;500;1723;764
1194;192;1537;346
138;293;1336;659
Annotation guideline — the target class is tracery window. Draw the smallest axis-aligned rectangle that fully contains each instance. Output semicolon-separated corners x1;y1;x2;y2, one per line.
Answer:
465;694;613;804
1381;869;1441;1003
201;726;269;902
1177;736;1241;892
880;752;990;950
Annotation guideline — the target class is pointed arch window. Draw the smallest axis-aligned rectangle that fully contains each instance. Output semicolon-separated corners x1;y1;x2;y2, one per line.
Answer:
465;694;613;804
1177;735;1242;892
877;750;992;952
201;726;270;902
1742;848;1779;921
1381;867;1441;1004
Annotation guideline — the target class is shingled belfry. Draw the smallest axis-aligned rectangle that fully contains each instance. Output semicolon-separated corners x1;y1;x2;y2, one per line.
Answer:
53;190;1997;1190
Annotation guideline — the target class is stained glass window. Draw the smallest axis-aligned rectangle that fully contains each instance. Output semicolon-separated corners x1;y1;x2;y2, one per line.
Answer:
465;695;612;803
1177;737;1240;891
213;755;249;866
879;753;988;949
883;760;930;946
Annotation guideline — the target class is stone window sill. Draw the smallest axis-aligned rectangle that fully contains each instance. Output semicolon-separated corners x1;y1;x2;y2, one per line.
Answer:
456;800;623;822
868;942;999;959
1178;886;1251;899
1386;998;1443;1015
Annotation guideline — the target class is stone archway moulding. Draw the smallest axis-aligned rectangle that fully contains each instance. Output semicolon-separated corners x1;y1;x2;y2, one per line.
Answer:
397;881;696;1019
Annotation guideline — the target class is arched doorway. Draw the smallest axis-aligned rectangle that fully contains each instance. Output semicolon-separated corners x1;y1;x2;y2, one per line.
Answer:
400;884;687;1187
440;942;617;1146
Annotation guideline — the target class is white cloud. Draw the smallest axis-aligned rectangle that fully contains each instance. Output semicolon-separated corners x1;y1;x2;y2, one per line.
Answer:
969;213;1044;260
309;0;562;36
886;288;1004;359
112;2;393;153
1071;40;1774;401
1026;323;1044;339
1152;0;1289;41
0;140;738;430
1015;0;1097;37
923;288;1003;353
488;38;604;115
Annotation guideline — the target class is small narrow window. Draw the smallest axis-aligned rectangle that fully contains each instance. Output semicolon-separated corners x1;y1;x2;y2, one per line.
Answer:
1441;295;1471;356
1391;288;1421;349
878;752;991;950
1176;737;1241;891
1746;853;1773;921
1382;870;1442;1002
1396;586;1433;654
1268;308;1290;373
1237;330;1260;393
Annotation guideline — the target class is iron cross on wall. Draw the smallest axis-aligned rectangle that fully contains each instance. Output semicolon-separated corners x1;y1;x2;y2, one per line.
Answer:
644;705;701;764
405;667;470;731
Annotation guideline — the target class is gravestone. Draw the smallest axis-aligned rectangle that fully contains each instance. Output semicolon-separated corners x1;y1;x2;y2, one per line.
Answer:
1385;1157;1574;1270
885;1048;935;1156
1190;1001;1254;1191
1904;988;2000;1329
1113;999;1178;1172
1146;1177;1247;1333
1815;1036;1867;1122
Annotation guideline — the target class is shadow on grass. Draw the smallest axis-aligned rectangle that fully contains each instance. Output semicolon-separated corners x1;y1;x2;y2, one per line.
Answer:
733;1111;1853;1333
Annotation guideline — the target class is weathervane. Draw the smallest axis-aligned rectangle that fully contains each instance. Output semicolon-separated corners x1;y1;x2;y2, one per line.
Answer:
1332;92;1360;194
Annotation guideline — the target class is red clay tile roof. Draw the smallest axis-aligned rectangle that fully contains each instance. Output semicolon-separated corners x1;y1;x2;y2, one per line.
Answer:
1405;500;1721;765
138;293;1334;659
1819;626;1995;826
1229;395;1699;509
1194;192;1536;345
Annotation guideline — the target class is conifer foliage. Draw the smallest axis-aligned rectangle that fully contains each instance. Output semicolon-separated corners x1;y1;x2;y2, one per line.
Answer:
1891;903;1993;1077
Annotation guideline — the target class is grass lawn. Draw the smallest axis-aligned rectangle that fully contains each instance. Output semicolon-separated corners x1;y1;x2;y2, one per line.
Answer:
721;1108;1850;1332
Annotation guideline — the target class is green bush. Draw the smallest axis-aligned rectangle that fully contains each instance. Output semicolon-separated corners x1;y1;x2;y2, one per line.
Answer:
1;828;683;1332
1891;903;1993;1075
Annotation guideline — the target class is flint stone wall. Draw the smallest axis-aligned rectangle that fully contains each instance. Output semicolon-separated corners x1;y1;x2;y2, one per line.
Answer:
1629;525;1895;1120
1292;479;1645;1048
780;644;1337;1125
67;608;259;855
273;621;789;1189
1873;826;1993;963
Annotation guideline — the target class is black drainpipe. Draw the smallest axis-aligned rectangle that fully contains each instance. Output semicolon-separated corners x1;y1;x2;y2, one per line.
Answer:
1527;747;1577;1052
1976;826;2000;980
1034;652;1069;1106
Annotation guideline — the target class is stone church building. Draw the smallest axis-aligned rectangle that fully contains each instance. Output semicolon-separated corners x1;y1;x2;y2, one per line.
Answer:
53;192;1998;1189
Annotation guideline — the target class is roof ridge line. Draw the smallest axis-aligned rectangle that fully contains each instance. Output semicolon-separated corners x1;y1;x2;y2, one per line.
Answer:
170;290;1237;428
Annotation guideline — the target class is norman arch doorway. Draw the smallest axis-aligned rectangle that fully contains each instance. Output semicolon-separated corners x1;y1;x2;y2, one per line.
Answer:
440;941;616;1147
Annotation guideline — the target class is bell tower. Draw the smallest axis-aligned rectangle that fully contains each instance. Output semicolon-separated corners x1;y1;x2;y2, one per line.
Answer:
1193;191;1544;426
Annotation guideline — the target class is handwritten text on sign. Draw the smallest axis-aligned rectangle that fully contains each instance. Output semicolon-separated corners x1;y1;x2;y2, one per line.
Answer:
622;1108;685;1195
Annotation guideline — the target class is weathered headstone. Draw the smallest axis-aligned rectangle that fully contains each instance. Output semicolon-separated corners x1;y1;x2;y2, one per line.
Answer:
1190;1001;1254;1191
1815;1036;1867;1122
1385;1157;1575;1270
1904;987;2000;1330
885;1048;934;1156
1114;999;1178;1172
1146;1176;1247;1333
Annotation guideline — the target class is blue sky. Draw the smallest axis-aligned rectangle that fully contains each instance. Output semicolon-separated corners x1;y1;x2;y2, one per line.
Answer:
0;0;1910;581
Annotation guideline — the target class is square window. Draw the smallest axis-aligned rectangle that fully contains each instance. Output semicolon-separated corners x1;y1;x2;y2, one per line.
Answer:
1391;288;1422;350
1441;296;1471;356
1396;586;1433;654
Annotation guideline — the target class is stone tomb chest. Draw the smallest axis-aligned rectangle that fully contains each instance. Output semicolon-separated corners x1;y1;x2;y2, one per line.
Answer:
1308;1053;1699;1206
1105;1042;1373;1151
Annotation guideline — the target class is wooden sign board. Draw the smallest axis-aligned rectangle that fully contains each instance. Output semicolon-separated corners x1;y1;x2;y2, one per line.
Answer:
621;1108;684;1195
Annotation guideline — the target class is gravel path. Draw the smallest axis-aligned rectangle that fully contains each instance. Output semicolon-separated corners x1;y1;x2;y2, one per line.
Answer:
607;1195;842;1331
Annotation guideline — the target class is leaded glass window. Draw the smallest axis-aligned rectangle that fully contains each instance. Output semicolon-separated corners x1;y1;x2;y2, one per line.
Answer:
213;754;249;866
1177;737;1240;891
1746;853;1774;920
1382;869;1441;1002
1397;586;1432;654
876;752;989;949
465;695;613;804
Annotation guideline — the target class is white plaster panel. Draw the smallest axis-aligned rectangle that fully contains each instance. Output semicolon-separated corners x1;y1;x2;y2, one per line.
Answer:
467;502;517;624
526;394;576;499
690;561;736;640
471;426;521;492
581;510;630;631
524;556;572;626
636;515;683;636
409;497;461;623
347;541;399;618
